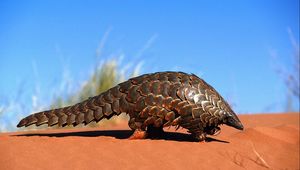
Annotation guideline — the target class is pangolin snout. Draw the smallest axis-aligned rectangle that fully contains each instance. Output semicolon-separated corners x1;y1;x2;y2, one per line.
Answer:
235;121;244;130
225;115;244;130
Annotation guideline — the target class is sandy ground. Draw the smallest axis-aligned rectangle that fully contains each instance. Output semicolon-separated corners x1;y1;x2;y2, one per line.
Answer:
0;113;299;170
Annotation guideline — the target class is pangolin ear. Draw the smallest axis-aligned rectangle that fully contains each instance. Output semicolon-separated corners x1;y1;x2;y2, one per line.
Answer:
224;115;244;130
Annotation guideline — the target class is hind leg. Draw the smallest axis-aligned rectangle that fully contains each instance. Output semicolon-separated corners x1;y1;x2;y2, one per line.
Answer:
127;106;170;140
127;116;166;139
146;124;165;138
128;129;148;139
128;118;148;140
128;123;165;139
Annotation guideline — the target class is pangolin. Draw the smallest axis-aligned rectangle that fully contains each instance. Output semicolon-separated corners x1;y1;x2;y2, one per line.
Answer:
17;71;244;141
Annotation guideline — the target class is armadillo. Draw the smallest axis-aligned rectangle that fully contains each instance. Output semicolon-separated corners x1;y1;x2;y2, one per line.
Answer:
17;71;244;141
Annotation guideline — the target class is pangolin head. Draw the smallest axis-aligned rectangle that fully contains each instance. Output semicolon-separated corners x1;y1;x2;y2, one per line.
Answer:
222;107;244;130
191;74;244;131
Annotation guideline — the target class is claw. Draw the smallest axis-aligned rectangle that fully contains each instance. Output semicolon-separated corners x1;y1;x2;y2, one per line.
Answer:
163;121;172;127
206;126;221;136
212;127;221;136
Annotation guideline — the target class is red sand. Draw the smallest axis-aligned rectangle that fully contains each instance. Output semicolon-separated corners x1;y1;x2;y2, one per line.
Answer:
0;113;299;170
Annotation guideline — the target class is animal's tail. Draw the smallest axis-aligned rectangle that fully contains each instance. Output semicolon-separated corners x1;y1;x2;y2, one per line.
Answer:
17;87;124;128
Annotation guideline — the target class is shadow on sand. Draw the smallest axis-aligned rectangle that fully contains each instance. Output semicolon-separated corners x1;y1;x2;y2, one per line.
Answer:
15;130;229;143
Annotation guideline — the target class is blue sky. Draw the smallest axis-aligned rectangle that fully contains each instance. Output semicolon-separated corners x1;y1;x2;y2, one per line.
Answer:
0;0;299;119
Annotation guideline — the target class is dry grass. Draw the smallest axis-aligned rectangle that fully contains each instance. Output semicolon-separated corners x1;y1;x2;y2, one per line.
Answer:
224;141;271;169
250;142;270;169
231;152;246;168
271;28;299;111
0;28;153;132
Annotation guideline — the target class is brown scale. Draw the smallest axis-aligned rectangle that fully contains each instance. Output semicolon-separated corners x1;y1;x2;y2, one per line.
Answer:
17;71;244;142
159;81;171;97
126;85;140;103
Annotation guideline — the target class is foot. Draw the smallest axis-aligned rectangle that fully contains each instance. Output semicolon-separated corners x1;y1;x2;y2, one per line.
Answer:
207;127;221;136
193;133;207;142
212;127;221;136
128;129;148;140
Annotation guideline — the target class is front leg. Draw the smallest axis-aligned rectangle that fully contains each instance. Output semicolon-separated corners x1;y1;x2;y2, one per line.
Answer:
191;131;207;142
206;126;221;136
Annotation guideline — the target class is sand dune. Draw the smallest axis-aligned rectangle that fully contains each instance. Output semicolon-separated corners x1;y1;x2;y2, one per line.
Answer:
0;113;299;170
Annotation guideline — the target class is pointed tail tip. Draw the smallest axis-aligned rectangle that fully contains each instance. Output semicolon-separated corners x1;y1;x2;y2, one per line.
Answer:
16;119;26;128
16;123;23;128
